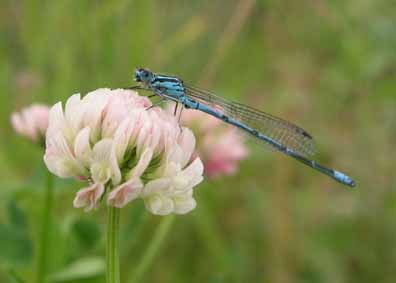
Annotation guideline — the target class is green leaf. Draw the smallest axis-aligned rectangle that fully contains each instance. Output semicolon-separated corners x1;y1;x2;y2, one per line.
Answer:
0;199;32;267
72;218;101;251
0;224;33;267
48;257;105;283
8;199;27;232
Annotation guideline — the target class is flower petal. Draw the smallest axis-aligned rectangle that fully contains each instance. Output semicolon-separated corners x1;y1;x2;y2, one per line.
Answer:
90;139;121;184
107;178;143;208
181;158;204;187
73;183;105;212
142;178;172;197
173;193;196;214
47;102;65;135
11;112;30;139
65;93;84;133
126;147;153;179
165;145;184;170
144;194;174;215
44;132;86;178
22;108;38;140
135;123;150;156
74;127;92;167
113;118;136;164
178;128;196;167
82;89;111;142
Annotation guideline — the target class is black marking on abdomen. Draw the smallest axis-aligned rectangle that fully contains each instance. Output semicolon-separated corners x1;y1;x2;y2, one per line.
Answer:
301;130;313;139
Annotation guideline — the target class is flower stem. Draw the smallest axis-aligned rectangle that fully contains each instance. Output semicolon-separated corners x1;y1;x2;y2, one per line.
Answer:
107;207;121;283
36;171;54;283
129;215;175;283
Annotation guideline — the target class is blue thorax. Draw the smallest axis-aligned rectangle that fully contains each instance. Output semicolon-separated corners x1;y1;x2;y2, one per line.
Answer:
135;68;186;100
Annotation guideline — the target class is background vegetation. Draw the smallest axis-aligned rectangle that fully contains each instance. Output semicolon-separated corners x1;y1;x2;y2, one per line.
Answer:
1;0;395;282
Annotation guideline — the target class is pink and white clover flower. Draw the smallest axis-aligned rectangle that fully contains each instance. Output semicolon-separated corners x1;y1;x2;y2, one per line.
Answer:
11;104;50;143
44;89;204;215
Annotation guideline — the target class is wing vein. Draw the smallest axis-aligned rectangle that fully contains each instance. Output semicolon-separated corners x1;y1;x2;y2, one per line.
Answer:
185;85;316;157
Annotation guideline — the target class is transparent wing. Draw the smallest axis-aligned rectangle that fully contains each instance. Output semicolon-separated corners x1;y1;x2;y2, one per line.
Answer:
185;85;316;157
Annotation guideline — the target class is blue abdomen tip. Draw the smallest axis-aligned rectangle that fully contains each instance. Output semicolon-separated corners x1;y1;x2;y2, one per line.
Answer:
334;170;356;187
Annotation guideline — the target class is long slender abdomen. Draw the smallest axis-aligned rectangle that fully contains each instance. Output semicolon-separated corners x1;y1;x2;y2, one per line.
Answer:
193;101;355;187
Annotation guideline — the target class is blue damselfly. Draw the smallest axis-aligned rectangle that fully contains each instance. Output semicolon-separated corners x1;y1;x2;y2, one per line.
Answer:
128;68;355;187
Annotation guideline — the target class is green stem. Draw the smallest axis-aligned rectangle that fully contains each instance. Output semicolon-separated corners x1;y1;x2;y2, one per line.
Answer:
36;171;54;283
129;215;175;283
107;207;121;283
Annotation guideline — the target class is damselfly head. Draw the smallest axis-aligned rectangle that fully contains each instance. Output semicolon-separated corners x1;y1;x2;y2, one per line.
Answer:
134;68;154;84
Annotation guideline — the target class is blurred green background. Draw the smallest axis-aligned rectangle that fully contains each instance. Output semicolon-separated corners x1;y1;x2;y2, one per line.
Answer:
1;0;396;282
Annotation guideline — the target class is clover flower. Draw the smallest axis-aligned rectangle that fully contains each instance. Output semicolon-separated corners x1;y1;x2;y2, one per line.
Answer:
44;89;204;214
11;104;50;143
174;106;249;178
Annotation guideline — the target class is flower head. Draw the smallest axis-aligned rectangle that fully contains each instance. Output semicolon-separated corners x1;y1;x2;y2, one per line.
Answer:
44;89;204;214
172;106;249;178
11;104;50;143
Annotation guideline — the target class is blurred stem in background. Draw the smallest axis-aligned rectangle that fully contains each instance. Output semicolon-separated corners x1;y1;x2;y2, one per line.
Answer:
192;201;227;266
125;200;227;283
35;170;54;283
270;156;295;283
107;207;120;283
199;0;256;86
128;215;175;283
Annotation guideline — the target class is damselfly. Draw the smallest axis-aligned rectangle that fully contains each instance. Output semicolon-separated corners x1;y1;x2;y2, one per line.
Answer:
128;68;355;187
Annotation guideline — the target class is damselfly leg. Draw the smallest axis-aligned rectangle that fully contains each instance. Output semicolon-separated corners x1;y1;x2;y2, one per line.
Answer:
146;98;167;110
124;85;144;90
177;104;184;124
174;102;179;116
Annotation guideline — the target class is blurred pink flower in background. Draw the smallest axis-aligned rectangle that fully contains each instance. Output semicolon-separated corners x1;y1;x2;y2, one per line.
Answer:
14;70;42;92
44;89;204;214
11;104;50;143
174;106;249;178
